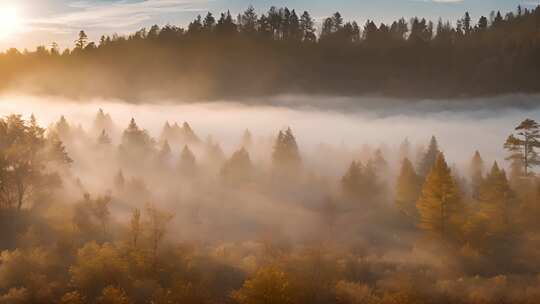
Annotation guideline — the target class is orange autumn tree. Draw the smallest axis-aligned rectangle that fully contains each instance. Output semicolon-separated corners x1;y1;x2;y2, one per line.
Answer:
416;152;463;241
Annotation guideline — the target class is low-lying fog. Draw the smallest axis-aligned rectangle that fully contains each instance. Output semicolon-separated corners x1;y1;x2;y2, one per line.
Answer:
1;93;538;170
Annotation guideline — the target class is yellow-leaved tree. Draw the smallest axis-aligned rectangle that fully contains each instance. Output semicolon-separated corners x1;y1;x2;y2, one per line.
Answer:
231;264;293;304
416;152;463;241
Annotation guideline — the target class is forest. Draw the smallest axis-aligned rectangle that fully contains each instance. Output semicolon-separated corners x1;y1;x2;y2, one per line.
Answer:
0;108;539;304
0;5;539;100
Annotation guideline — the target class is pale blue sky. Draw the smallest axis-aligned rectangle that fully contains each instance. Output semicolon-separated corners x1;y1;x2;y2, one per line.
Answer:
0;0;537;50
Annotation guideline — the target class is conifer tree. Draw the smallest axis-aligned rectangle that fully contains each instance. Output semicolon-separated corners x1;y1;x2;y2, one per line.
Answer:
121;118;153;150
160;121;174;143
418;136;440;177
399;138;411;161
181;122;200;144
416;152;462;240
478;162;517;239
157;140;172;166
205;136;225;165
469;150;484;199
341;161;380;201
342;161;362;198
178;145;197;174
504;119;540;176
272;127;301;171
395;158;421;218
93;108;114;136
221;147;253;185
372;149;388;171
56;115;71;140
75;30;88;49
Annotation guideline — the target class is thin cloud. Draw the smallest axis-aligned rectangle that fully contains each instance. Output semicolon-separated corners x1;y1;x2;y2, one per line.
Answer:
26;0;211;33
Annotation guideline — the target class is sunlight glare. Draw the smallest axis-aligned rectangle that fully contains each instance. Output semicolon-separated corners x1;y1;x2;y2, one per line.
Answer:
0;6;22;40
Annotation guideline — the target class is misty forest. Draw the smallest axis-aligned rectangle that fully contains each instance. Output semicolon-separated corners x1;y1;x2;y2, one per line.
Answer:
1;5;540;100
0;107;538;304
2;2;540;304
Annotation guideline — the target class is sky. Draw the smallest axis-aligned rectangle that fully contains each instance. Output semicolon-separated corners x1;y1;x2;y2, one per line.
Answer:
0;0;537;51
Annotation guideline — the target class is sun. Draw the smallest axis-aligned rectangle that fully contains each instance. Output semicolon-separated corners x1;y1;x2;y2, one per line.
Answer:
0;6;22;40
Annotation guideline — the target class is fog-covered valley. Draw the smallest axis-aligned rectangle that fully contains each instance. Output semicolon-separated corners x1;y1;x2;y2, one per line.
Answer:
1;93;540;304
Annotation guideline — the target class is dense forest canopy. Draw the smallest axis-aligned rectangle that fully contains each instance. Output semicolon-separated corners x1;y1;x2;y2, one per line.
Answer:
1;5;539;100
1;107;540;303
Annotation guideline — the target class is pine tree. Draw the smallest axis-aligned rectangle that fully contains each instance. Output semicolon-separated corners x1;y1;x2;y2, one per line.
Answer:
395;158;421;219
300;11;316;42
239;5;258;34
416;152;462;240
469;150;484;199
75;30;88;49
418;136;440;177
504;119;540;177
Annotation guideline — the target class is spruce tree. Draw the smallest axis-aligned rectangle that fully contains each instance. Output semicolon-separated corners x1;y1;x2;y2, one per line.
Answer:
504;119;540;176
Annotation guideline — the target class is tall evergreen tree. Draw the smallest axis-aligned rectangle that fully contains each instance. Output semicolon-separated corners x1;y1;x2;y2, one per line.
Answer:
504;119;540;176
74;30;88;49
299;11;316;42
